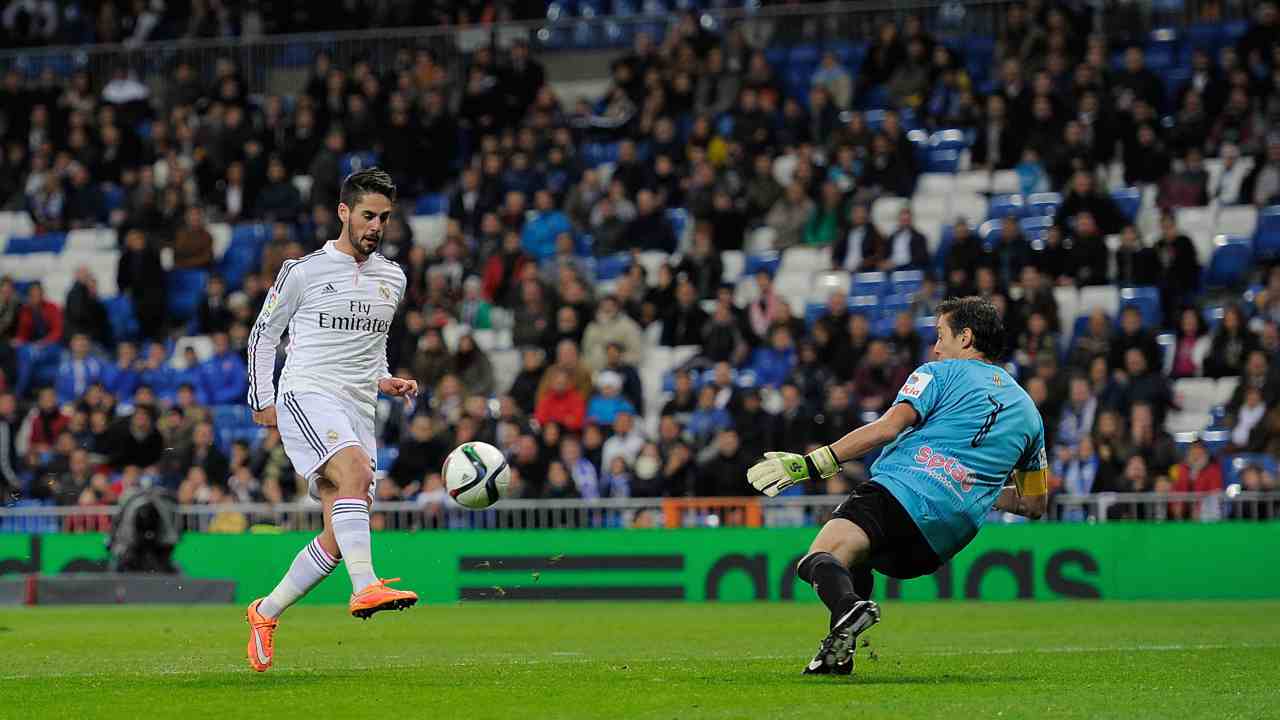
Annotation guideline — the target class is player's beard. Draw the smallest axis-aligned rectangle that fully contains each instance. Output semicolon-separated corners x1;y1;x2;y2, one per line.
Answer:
356;231;380;257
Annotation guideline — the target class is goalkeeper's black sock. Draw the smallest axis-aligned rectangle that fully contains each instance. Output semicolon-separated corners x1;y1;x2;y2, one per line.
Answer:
797;552;860;629
852;564;875;601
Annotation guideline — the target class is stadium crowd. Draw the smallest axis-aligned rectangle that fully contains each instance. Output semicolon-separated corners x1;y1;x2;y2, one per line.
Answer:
2;1;1280;526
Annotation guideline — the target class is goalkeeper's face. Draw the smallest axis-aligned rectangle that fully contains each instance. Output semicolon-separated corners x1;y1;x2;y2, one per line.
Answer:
343;193;393;259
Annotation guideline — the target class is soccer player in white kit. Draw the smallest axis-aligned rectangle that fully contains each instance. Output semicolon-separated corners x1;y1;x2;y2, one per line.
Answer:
243;168;419;672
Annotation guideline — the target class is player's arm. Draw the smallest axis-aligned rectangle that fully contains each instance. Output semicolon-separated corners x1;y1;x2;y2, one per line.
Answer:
747;402;918;497
247;261;305;426
993;433;1049;519
375;269;417;404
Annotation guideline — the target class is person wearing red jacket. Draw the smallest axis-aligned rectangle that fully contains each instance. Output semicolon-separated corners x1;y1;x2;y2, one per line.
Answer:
14;282;63;345
534;366;586;432
1168;440;1224;520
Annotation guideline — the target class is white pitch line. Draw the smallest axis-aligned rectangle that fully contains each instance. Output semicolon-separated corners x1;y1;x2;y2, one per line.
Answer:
3;642;1274;680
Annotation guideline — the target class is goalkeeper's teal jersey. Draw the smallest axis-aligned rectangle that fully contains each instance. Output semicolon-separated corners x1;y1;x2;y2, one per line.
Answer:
870;359;1046;561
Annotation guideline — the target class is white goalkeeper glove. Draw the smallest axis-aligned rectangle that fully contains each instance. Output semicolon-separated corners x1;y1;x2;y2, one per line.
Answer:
746;446;841;497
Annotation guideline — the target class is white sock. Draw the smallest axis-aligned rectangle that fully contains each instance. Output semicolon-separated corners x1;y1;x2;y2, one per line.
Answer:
259;536;339;619
330;497;377;591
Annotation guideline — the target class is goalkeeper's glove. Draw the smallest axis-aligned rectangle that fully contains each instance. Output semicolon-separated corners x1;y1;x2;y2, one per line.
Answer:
746;446;841;497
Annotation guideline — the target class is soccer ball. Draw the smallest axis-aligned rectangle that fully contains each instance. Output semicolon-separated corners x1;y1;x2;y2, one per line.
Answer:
443;441;510;510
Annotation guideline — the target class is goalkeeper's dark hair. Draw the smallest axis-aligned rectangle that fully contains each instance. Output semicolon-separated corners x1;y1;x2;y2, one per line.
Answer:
936;296;1005;361
340;167;397;208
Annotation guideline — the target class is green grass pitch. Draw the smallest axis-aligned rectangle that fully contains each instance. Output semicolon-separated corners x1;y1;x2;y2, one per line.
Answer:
3;601;1277;719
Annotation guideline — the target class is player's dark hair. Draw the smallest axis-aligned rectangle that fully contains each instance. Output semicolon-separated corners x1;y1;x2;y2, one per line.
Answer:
937;296;1005;360
339;167;397;208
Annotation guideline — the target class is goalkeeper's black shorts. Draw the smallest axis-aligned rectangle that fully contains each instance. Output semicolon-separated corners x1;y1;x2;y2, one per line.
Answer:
831;480;943;580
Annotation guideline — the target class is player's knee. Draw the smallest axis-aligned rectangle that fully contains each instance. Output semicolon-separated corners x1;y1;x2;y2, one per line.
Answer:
797;552;839;584
328;450;374;497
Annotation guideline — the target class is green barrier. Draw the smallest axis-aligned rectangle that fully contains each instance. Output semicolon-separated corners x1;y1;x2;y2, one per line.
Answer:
1;524;1277;602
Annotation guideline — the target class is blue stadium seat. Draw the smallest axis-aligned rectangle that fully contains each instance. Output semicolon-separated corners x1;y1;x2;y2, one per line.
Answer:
104;295;140;343
1025;192;1062;218
414;193;447;215
1255;206;1280;260
377;446;399;470
593;253;632;281
850;272;886;297
863;109;886;131
871;316;896;338
860;85;890;110
1020;215;1054;244
1186;23;1223;52
933;225;955;279
1111;187;1142;221
978;219;1002;247
4;232;67;254
789;44;821;66
581;142;619;168
1202;236;1253;288
890;270;924;296
988;194;1024;220
102;183;126;213
880;293;911;318
1119;286;1162;328
340;151;378;177
13;342;61;397
218;241;260;291
764;46;788;71
924;149;961;173
848;294;880;318
665;207;690;245
743;252;781;278
166;269;209;323
279;42;314;68
928;129;968;151
1223;454;1279;488
829;41;866;69
231;223;269;246
803;301;826;327
915;315;939;352
210;404;255;430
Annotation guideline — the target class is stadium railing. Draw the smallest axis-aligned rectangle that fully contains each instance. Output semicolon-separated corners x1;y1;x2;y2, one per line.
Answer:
0;0;1223;95
1;492;1277;534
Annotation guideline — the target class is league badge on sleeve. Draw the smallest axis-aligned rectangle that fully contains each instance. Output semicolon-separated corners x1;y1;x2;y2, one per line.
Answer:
900;371;933;398
262;290;279;318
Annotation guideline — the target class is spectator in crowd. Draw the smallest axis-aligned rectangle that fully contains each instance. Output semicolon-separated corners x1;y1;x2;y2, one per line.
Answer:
1206;306;1260;379
54;333;104;405
14;282;62;345
534;366;586;433
831;203;885;272
883;206;929;272
116;229;167;340
198;332;248;405
765;181;814;250
582;295;644;371
63;267;110;348
1169;308;1210;378
1151;213;1202;316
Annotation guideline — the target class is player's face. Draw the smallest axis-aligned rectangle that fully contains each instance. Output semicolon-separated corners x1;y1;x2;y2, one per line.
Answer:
933;315;970;360
340;193;393;258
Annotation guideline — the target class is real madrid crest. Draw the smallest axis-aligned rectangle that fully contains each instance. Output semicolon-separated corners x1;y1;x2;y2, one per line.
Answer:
378;282;391;300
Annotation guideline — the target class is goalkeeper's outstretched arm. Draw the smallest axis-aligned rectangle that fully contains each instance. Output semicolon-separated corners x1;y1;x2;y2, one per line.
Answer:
747;402;919;496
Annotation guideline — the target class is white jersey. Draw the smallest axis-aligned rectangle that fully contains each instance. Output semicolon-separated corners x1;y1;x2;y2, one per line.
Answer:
247;240;406;417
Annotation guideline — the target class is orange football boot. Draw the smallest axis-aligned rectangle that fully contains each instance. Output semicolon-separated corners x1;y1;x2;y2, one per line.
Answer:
245;598;278;672
348;578;419;619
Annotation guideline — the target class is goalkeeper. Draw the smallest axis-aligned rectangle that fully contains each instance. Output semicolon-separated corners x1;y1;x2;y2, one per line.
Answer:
746;297;1048;676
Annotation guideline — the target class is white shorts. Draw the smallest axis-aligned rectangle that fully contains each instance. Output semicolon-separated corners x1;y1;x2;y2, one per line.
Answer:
275;390;378;502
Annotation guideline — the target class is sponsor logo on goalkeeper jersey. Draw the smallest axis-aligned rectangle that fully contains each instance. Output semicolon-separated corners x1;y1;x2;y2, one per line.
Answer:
913;445;974;492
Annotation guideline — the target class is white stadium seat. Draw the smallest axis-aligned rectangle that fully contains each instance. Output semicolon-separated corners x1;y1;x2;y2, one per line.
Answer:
408;214;447;252
1215;205;1256;238
1174;206;1215;264
1078;286;1119;317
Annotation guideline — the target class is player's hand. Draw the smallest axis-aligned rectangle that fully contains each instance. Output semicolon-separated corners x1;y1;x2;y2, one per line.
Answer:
252;406;277;427
379;377;419;413
378;377;418;397
747;447;841;497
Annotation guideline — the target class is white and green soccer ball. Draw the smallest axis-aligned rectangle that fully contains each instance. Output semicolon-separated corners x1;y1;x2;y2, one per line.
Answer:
443;441;510;509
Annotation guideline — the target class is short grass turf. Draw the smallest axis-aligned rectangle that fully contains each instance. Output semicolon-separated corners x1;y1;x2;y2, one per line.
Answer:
3;601;1278;719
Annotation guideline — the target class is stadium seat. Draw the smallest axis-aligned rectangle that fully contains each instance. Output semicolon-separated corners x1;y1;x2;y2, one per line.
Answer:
850;271;887;297
779;246;826;275
4;232;68;255
1111;188;1141;221
924;149;961;173
742;252;781;278
988;194;1024;220
1078;286;1119;317
1255;206;1280;260
1025;193;1061;218
414;193;447;215
340;151;378;177
166;269;210;323
890;270;924;296
880;293;911;318
1202;236;1253;288
104;295;141;343
593;253;631;281
842;294;877;319
812;270;851;299
1119;286;1162;328
1216;205;1256;239
1020;215;1054;244
665;207;690;248
1175;206;1215;263
1223;454;1279;489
